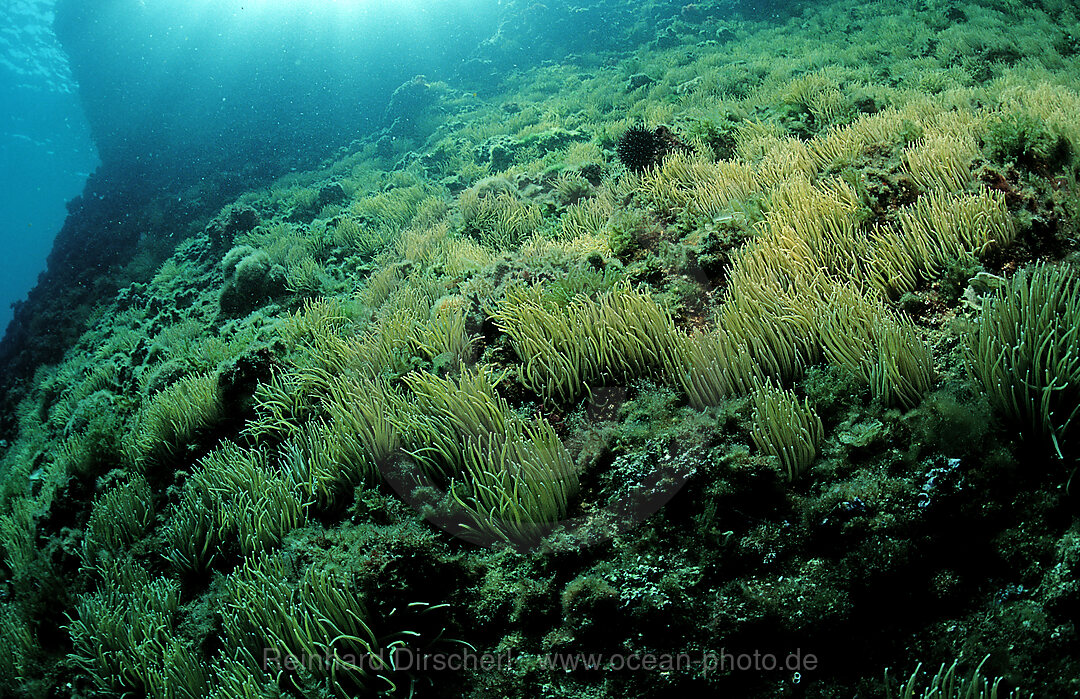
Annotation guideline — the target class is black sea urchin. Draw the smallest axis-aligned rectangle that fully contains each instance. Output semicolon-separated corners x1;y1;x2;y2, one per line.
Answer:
616;125;661;172
617;125;693;171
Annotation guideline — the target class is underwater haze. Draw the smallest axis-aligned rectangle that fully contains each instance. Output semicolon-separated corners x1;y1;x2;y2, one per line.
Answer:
53;0;503;187
1;0;1080;697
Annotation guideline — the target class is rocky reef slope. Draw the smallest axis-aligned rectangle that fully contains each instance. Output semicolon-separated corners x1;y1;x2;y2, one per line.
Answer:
1;0;1079;696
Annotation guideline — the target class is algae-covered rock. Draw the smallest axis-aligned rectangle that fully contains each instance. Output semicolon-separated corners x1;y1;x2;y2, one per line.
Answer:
218;246;286;316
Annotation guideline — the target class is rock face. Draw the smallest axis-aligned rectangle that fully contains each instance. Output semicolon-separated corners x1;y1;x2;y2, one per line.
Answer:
455;0;786;87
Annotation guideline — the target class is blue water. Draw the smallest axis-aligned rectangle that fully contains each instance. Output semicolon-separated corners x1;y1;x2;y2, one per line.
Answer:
0;0;96;339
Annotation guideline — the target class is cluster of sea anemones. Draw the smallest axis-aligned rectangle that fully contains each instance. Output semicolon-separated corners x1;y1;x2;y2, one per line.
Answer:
616;124;692;171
